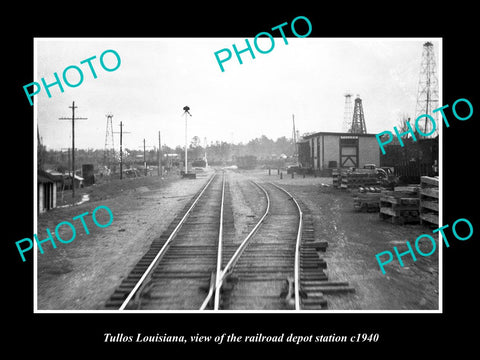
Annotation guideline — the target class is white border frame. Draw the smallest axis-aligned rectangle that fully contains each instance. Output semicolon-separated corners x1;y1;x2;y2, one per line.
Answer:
33;37;443;314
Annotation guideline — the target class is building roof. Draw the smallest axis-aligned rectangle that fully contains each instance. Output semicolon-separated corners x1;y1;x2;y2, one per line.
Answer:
38;170;56;183
45;169;64;181
302;131;378;139
64;171;84;181
44;169;84;181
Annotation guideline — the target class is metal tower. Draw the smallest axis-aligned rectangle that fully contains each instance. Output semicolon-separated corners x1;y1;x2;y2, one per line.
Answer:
350;95;367;134
104;113;115;168
342;92;354;132
415;41;439;137
292;114;298;160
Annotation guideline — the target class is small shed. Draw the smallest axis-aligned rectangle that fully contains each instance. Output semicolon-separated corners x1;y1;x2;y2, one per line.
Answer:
64;171;84;190
38;170;57;213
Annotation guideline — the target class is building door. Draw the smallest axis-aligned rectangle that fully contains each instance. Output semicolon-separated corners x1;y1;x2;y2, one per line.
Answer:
340;137;359;168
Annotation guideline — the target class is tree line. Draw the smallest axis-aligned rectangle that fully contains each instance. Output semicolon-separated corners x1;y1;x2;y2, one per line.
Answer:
39;135;296;171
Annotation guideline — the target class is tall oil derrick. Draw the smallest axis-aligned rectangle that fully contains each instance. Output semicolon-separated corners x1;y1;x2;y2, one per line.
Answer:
415;41;439;137
292;114;298;161
342;92;354;132
349;95;367;134
104;113;115;169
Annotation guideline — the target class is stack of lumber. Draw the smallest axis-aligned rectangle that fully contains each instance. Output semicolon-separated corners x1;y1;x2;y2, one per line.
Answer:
353;191;382;212
379;191;420;224
332;168;344;188
340;171;379;190
419;176;439;226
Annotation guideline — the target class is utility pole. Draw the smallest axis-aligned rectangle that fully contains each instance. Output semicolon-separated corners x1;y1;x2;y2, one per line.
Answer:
204;136;208;168
65;148;71;177
59;101;87;200
113;121;131;180
141;139;155;176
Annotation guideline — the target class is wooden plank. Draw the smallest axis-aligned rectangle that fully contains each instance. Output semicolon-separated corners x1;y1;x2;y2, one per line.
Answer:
380;199;419;208
382;192;419;203
380;207;419;217
420;187;439;199
421;176;439;187
380;195;400;204
303;240;328;251
380;207;399;216
302;285;355;293
394;185;419;194
420;199;439;212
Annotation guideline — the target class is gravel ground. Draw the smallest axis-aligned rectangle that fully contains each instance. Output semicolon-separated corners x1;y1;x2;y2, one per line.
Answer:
225;171;266;244
241;169;439;310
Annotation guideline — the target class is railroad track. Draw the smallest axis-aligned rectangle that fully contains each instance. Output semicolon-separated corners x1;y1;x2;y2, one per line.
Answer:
217;182;300;310
105;171;224;310
203;180;355;310
105;171;354;311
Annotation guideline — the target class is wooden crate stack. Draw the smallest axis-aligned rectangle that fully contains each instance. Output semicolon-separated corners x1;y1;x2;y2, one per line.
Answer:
379;191;420;224
340;171;379;190
419;176;439;226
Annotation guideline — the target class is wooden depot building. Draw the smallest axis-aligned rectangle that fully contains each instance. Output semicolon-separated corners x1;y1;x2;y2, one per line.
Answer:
298;131;380;173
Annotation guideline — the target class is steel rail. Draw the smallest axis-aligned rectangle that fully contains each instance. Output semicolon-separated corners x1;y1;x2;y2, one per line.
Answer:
199;180;270;310
213;171;226;310
118;172;218;310
269;182;303;311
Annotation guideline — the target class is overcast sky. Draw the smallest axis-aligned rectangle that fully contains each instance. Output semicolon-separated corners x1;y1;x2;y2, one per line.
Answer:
35;38;441;151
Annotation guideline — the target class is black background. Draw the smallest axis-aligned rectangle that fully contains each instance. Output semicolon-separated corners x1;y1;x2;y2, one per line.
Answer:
6;3;478;355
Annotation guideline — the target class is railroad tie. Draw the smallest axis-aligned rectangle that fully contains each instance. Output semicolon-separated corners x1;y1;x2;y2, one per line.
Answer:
302;281;355;294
